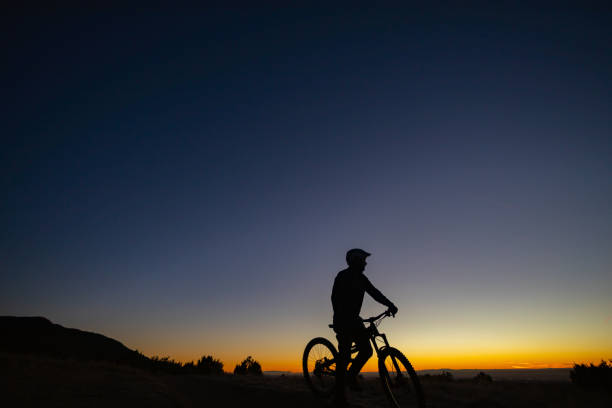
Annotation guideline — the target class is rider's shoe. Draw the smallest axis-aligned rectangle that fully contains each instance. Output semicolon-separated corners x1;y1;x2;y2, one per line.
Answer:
347;376;364;392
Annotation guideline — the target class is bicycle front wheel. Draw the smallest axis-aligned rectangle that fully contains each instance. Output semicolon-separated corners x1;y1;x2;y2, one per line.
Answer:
378;347;425;408
302;337;338;397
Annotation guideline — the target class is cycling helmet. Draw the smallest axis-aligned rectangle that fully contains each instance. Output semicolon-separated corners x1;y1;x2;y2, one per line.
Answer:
346;248;371;265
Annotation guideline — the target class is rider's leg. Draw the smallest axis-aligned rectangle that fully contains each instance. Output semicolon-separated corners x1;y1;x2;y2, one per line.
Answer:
347;328;373;381
334;332;352;404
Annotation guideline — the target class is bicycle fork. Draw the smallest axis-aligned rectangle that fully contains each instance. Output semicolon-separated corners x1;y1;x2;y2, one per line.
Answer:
372;333;404;380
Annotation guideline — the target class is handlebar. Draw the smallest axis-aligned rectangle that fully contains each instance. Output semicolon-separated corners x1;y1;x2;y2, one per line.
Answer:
362;310;392;324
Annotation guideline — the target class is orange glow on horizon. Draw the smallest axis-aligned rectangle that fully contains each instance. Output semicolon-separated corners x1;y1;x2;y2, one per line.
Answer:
123;304;612;374
166;351;608;373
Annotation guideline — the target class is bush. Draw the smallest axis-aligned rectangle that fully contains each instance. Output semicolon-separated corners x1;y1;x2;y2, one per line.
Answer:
420;370;454;382
473;371;493;383
149;355;183;374
234;356;262;375
570;360;612;389
145;354;224;375
196;355;224;375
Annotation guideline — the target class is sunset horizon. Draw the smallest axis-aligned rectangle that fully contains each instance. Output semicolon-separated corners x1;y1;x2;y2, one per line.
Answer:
148;347;612;373
16;313;604;373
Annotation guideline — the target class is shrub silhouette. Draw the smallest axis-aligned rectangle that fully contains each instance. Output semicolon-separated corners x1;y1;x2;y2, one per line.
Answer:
196;355;224;374
441;370;453;381
149;355;184;374
234;356;262;375
420;370;454;382
473;371;493;383
570;360;612;389
146;354;224;375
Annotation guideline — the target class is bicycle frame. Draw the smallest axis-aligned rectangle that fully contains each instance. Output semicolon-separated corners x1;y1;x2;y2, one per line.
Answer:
314;312;401;377
349;312;404;377
346;313;382;353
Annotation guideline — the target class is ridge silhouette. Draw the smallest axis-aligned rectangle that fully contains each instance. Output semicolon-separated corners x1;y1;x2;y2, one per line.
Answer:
0;316;147;364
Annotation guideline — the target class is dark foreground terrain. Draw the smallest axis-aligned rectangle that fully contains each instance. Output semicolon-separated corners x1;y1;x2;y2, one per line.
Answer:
2;353;611;408
1;317;609;407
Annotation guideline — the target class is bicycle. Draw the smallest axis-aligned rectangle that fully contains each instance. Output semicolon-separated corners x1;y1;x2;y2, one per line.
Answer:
302;311;425;408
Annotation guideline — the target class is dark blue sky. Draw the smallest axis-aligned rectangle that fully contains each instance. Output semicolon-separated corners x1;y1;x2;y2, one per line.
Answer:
2;6;611;368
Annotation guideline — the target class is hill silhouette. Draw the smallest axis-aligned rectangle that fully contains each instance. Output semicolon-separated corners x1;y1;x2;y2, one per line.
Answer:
0;316;146;364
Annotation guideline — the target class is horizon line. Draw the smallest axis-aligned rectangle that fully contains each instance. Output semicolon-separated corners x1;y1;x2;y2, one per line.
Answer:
263;367;574;373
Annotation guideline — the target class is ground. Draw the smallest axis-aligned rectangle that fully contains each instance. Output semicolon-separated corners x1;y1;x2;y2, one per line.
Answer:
1;353;610;408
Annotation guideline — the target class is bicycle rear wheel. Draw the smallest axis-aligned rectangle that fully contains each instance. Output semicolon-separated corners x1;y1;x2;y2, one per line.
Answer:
378;347;425;408
302;337;338;397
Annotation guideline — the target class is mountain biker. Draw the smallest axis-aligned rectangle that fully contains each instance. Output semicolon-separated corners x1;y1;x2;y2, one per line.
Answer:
331;248;398;406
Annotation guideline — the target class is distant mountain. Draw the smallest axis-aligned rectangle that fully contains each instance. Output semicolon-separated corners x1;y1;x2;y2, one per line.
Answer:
0;316;146;364
263;371;293;376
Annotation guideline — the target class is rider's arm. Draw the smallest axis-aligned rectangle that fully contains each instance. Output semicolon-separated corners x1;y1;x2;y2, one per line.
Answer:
363;275;395;309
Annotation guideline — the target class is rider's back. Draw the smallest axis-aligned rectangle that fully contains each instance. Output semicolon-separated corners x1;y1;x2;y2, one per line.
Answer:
331;268;370;327
332;267;394;329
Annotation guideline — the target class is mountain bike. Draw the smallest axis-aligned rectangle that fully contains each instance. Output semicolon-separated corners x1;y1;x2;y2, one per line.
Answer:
302;311;425;408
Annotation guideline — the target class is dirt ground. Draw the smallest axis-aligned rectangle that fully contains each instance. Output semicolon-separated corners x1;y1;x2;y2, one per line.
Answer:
1;354;610;408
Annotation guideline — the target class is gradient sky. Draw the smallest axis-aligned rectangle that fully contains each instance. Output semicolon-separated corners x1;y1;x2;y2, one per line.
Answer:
2;6;611;371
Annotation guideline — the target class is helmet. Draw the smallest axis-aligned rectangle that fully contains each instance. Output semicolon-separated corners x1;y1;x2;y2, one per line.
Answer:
346;248;371;266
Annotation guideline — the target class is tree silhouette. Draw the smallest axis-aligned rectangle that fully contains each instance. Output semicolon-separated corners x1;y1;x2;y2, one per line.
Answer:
196;355;224;374
234;356;262;375
570;360;612;389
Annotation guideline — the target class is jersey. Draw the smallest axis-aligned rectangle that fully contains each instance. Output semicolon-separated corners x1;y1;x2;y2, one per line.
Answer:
331;268;393;329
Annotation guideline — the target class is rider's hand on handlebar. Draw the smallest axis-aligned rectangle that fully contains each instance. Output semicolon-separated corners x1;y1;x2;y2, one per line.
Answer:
387;304;398;317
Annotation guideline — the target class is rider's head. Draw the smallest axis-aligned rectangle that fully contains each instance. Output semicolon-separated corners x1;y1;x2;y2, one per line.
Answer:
346;248;370;272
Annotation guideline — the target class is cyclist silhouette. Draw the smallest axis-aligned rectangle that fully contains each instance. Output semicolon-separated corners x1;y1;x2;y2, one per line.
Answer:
331;248;398;406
